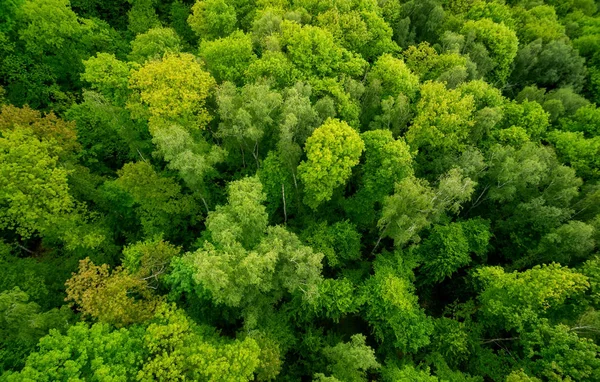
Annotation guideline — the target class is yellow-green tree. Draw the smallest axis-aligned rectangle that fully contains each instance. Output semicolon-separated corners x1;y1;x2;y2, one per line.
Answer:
0;128;73;238
65;258;162;328
128;52;215;127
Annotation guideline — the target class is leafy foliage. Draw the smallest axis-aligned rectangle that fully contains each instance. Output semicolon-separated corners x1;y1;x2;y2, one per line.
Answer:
298;118;364;209
0;128;74;238
128;52;215;125
65;258;162;327
2;0;600;380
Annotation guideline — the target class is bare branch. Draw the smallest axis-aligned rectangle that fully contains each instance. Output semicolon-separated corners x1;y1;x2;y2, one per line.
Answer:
17;244;35;255
480;337;519;345
282;183;287;224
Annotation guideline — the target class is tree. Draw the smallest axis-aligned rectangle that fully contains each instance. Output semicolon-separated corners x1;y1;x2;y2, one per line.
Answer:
267;83;322;208
519;321;600;381
310;77;364;128
468;143;580;252
301;278;361;322
278;20;366;79
313;374;341;382
0;287;73;372
127;0;160;35
128;52;215;127
251;8;283;49
562;104;600;138
365;53;420;101
258;150;300;220
128;27;182;64
2;322;145;381
460;18;518;85
505;370;541;382
183;223;316;316
361;53;420;126
188;0;237;40
321;334;380;382
170;0;196;46
246;51;301;89
65;91;136;173
531;220;595;265
0;104;79;158
475;264;589;331
148;119;226;195
428;353;483;382
0;128;74;238
465;1;515;28
122;237;181;283
4;305;263;381
111;161;199;239
346;129;413;228
378;168;476;247
541;88;592;123
381;364;439;382
403;42;471;88
500;100;550;140
16;0;82;55
278;82;321;151
0;0;24;33
0;244;52;307
581;256;600;309
15;0;122;101
81;53;131;106
4;0;600;379
0;36;62;110
510;39;587;93
204;176;268;249
547;130;600;180
394;0;445;47
317;9;398;61
407;81;475;172
482;143;581;207
470;142;583;262
138;304;261;381
430;317;471;368
298;119;364;209
512;5;566;44
65;258;162;327
216;81;282;167
417;219;491;285
173;177;323;324
199;30;257;85
361;264;433;353
302;220;362;268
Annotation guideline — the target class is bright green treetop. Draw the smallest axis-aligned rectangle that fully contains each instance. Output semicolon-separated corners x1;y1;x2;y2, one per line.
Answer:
475;264;589;331
298;118;364;209
0;128;73;238
128;52;216;126
188;0;237;40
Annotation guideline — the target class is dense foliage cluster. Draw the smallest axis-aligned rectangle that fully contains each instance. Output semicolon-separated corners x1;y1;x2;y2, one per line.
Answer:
1;0;600;380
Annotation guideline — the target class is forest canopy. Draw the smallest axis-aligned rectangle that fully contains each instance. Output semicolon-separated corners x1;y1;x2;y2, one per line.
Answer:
1;0;600;381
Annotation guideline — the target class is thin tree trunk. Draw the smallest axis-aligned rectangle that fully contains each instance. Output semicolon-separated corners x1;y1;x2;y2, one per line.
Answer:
17;244;35;255
282;183;287;224
240;144;246;168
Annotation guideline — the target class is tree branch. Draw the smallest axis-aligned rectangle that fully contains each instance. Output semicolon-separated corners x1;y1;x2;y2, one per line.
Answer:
17;244;35;255
480;337;519;345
